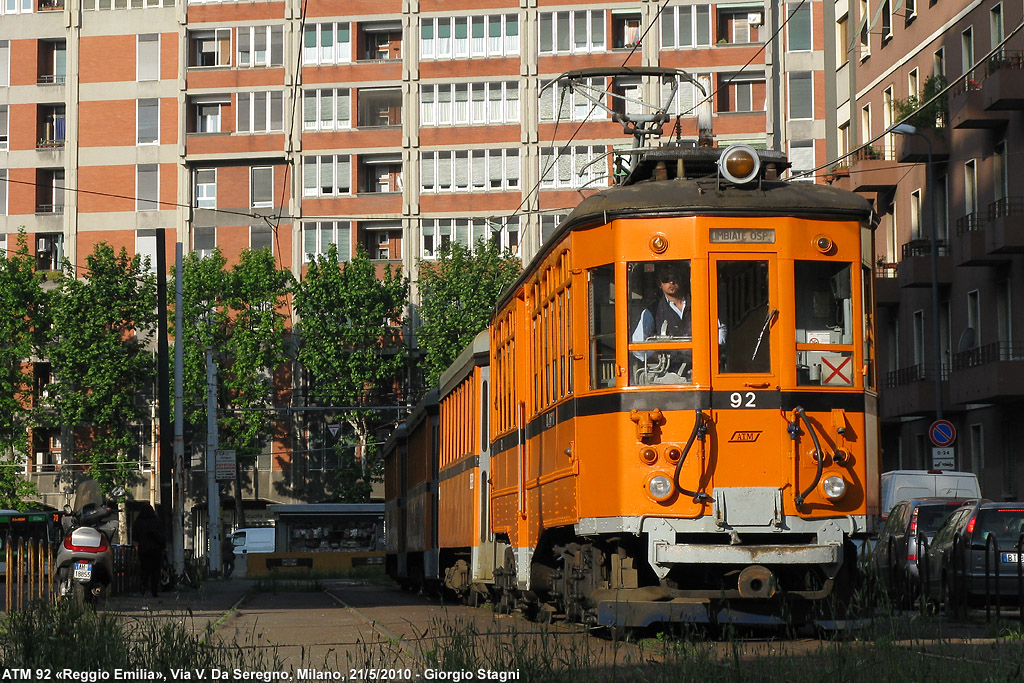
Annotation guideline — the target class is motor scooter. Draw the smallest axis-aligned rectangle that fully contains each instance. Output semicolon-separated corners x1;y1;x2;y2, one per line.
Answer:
53;480;119;604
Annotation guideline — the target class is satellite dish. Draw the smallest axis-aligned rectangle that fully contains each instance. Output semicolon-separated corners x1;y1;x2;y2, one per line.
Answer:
956;327;976;352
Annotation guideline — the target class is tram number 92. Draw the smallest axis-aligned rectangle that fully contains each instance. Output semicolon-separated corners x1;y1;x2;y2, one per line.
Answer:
729;392;757;408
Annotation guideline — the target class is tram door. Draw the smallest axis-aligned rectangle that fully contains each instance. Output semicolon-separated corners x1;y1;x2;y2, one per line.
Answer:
708;254;784;489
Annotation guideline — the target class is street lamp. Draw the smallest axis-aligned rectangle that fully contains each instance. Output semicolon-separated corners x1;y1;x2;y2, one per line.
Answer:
891;123;943;423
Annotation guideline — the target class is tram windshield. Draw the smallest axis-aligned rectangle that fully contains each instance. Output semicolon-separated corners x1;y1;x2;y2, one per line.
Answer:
628;260;693;385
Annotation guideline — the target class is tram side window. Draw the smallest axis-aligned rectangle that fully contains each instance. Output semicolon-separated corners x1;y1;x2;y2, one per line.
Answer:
795;261;855;386
628;260;693;385
588;264;616;389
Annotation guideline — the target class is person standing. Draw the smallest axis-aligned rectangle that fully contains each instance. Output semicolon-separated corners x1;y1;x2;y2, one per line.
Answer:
221;533;235;578
132;503;165;598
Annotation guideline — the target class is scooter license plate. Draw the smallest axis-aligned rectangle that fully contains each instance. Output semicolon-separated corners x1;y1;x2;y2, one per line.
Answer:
73;561;92;580
1003;552;1020;563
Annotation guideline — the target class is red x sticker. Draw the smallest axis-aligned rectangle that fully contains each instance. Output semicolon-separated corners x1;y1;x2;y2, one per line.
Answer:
821;355;852;385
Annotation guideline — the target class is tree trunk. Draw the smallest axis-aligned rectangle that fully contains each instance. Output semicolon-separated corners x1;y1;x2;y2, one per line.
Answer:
233;461;246;528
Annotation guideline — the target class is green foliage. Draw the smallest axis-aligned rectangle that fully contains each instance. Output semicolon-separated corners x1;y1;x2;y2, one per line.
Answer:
893;75;948;130
0;231;44;508
48;243;157;493
293;244;408;501
416;239;521;387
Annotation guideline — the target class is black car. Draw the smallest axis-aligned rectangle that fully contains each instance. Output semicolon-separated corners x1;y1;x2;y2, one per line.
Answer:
923;500;1024;609
871;497;969;604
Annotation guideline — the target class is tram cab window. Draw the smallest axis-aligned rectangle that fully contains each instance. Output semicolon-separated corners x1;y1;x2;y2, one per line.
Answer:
588;264;617;389
628;260;693;385
718;260;770;374
795;261;855;386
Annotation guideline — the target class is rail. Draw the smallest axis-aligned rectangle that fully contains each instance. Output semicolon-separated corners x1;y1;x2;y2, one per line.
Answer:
988;196;1024;220
951;341;1024;371
955;212;984;235
884;362;948;387
900;238;949;259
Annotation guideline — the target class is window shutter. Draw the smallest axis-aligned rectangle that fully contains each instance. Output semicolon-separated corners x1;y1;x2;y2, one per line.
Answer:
338;156;351;193
337;222;351;262
303;157;317;196
303;224;317;261
138;99;159;144
421;153;435;189
238;92;250;132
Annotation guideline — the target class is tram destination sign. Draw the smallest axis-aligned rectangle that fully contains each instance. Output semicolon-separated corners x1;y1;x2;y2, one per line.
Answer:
709;228;776;244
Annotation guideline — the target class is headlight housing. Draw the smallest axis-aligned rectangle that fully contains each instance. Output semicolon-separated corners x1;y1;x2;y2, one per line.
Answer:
718;144;761;184
822;475;847;500
647;475;674;502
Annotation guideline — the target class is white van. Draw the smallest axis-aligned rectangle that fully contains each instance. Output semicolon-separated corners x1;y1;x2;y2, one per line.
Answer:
879;470;981;520
231;527;276;556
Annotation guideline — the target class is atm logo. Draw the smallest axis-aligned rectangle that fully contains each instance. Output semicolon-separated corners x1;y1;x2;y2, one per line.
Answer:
729;431;762;443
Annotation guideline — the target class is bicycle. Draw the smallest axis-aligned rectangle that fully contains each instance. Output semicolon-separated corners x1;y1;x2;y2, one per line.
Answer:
159;549;202;590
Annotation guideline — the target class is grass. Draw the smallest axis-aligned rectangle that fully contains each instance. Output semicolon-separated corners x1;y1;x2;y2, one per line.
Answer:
0;599;281;672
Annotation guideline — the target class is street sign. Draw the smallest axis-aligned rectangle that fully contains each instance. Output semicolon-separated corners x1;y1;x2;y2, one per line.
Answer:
327;424;340;439
932;447;955;470
215;449;236;481
929;420;956;447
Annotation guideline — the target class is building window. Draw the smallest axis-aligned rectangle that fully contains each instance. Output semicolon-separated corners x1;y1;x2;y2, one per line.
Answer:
964;159;977;216
194;169;216;209
36;169;65;214
1;0;32;14
194;226;215;258
137;34;159;81
238;26;284;68
250;225;273;253
420;14;518;60
362;221;402;260
304;22;351;65
356;88;402;128
0;104;7;150
237;91;284;133
661;5;712;49
303;155;351;196
0;170;7;216
358;155;403;194
137;164;159;211
302;221;351;262
836;15;848;66
539;10;606;54
612;11;643;49
880;0;892;43
910;189;922;239
660;75;709;118
193;99;223;133
905;0;916;22
540;77;608;122
302;88;351;130
540;146;605;189
421;216;520;259
717;9;758;44
858;0;870;58
137;99;159;144
719;76;764;112
962;27;974;79
994;141;1008;201
35;233;64;271
787;3;811;51
788;140;814;182
861;103;872;143
0;41;9;87
251;167;273;208
967;289;981;346
361;23;402;61
422;149;519;193
990;5;1004;52
422;82;518;126
788;71;813;119
189;29;231;67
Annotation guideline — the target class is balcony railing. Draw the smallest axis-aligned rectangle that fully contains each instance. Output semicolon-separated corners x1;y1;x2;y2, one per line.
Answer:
951;341;1024;371
37;138;65;149
985;50;1024;77
955;212;984;235
885;363;947;388
988;196;1024;220
875;262;898;279
37;74;66;85
35;204;65;215
901;237;949;258
852;144;895;161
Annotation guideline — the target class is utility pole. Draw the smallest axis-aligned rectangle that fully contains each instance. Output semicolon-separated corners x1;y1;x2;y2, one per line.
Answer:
172;242;185;576
206;345;221;574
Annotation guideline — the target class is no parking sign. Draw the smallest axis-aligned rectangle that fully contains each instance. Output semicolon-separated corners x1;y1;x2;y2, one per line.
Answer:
929;420;956;448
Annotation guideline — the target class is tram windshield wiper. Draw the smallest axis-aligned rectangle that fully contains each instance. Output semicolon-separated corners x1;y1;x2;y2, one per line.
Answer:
751;307;778;361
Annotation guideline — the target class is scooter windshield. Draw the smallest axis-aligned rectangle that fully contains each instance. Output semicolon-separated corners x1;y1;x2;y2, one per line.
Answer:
72;480;104;515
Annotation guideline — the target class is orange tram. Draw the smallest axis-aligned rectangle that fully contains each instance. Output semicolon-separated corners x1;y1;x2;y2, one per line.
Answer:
385;144;880;627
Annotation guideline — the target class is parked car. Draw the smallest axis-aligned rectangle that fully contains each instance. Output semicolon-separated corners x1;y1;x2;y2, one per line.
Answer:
923;500;1024;609
879;470;981;522
871;498;970;604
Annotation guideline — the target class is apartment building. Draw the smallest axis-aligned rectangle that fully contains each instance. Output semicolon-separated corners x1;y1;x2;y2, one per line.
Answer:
836;0;1024;499
0;0;831;512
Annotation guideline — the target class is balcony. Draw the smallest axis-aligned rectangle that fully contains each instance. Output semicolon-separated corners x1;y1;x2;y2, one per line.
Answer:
949;341;1024;405
986;197;1024;254
881;363;948;419
897;238;953;287
894;126;950;163
952;212;1005;266
983;51;1024;110
874;263;899;306
849;144;900;192
950;76;1008;129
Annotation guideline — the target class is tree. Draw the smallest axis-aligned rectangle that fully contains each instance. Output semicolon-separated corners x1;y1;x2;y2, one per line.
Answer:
0;232;44;509
293;244;407;502
48;243;157;531
416;239;521;386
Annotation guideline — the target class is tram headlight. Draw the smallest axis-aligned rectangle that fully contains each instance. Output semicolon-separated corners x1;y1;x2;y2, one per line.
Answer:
822;475;847;500
718;144;761;185
647;475;675;502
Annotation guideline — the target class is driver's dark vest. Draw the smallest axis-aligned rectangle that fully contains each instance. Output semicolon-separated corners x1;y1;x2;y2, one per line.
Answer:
647;296;690;337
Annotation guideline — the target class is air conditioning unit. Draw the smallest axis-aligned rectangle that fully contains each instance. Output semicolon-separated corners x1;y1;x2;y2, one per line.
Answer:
747;12;763;26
